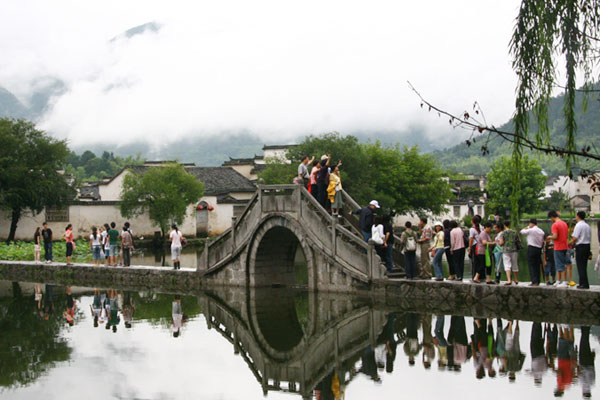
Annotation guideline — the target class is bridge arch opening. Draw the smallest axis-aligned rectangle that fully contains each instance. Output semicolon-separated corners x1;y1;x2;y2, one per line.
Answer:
251;226;308;287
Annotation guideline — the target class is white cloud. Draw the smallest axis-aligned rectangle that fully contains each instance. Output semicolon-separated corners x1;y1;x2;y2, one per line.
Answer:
0;0;521;147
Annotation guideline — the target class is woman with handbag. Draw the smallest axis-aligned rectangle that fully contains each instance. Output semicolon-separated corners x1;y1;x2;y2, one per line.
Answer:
327;163;343;216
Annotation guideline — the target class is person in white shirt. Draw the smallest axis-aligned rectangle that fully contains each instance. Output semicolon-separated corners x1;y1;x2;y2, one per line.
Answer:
570;211;592;289
169;224;184;270
520;218;545;286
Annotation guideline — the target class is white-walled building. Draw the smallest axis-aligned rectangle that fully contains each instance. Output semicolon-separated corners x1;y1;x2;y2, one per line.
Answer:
0;162;256;241
544;175;600;215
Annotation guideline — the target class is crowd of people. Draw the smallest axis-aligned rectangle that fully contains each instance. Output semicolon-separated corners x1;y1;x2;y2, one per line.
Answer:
296;154;344;216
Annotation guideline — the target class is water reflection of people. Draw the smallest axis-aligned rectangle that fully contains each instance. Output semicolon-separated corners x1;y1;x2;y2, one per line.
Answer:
433;315;448;369
359;345;381;383
107;290;120;332
122;291;135;328
43;284;54;321
422;314;435;369
90;288;103;327
579;326;596;398
172;295;188;337
34;283;43;316
404;313;421;366
505;321;525;382
471;318;495;379
530;322;547;385
63;286;75;326
555;325;576;396
448;316;468;371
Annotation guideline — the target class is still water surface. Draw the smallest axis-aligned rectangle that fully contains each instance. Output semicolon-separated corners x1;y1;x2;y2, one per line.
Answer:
0;280;598;399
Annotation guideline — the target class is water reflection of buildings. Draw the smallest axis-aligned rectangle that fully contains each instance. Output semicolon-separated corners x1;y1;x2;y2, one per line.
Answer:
0;281;598;398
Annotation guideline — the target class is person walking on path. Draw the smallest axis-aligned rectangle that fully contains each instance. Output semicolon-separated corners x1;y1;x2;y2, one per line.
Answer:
493;222;504;284
546;210;570;287
418;217;433;279
499;221;519;285
121;225;134;267
327;163;343;216
401;221;418;279
473;222;495;284
442;220;456;280
468;215;482;279
350;200;379;242
297;155;314;189
169;224;184;270
317;154;331;209
520;218;545;286
33;227;41;263
89;226;102;267
107;222;120;267
570;211;592;289
62;224;75;265
309;159;320;199
449;220;465;281
429;223;445;281
41;222;53;263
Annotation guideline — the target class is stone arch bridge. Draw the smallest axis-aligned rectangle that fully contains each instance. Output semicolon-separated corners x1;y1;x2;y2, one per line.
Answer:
198;185;403;291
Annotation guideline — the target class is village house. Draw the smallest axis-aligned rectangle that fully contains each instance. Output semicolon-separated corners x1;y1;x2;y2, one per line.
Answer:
0;161;257;241
543;175;600;215
221;144;297;182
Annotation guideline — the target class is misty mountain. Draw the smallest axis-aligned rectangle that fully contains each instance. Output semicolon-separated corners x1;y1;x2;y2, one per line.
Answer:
434;88;600;175
0;87;29;119
0;79;65;120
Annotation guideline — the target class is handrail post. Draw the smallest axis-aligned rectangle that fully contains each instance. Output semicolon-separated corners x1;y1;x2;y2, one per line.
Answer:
367;239;374;281
203;238;210;271
231;216;237;251
295;185;302;217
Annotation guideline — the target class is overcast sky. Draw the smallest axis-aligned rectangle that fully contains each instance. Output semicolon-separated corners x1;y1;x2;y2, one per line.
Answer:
0;0;522;147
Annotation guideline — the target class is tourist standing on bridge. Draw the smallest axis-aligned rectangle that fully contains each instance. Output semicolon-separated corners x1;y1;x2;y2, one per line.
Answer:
107;222;121;266
543;235;556;285
443;220;456;280
309;159;320;199
493;222;504;283
121;225;134;267
327;163;343;216
520;218;545;286
473;222;494;284
468;215;483;279
169;224;184;270
449;220;465;281
297;155;314;189
570;211;591;289
41;222;53;263
418;218;433;279
101;223;110;265
350;200;379;242
400;221;418;279
429;223;445;281
63;224;75;266
317;154;331;209
547;210;569;287
382;214;395;273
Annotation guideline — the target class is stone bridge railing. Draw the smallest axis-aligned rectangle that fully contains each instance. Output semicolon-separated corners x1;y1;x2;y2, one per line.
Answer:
198;185;387;285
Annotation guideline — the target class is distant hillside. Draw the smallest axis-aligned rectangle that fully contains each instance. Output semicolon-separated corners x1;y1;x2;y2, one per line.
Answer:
0;79;65;121
434;88;600;175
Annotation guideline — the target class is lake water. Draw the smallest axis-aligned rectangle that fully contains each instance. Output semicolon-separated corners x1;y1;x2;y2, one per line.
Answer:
1;280;598;399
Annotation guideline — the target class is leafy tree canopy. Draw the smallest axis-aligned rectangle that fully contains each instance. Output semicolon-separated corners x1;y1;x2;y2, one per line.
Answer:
65;150;144;183
0;118;74;242
260;132;452;215
486;155;546;217
120;164;204;236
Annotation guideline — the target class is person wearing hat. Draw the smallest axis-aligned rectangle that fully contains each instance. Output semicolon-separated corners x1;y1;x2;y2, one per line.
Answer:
350;200;380;242
520;218;545;286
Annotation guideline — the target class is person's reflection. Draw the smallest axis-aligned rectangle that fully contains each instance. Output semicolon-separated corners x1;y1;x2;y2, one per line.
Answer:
485;319;497;378
447;316;468;371
359;345;381;383
530;322;547;385
545;323;558;370
63;286;75;326
376;313;397;374
433;315;448;370
505;321;525;382
43;284;54;321
403;313;421;366
422;314;435;369
554;325;576;397
471;318;492;380
122;291;135;329
579;326;596;398
34;283;43;317
107;289;120;332
90;288;103;327
172;295;188;337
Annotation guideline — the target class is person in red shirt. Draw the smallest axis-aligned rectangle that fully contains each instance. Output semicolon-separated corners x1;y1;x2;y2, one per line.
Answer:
546;211;570;287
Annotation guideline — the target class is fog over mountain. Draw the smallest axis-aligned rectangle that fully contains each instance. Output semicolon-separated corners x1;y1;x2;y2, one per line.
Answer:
0;0;522;158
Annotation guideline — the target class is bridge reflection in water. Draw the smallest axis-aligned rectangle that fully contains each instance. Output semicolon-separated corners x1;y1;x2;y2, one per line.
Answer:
200;287;387;399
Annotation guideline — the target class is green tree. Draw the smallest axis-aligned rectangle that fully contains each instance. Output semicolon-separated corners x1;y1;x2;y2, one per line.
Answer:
260;133;452;214
542;189;571;213
0;119;74;242
120;164;204;238
486;155;546;218
258;158;297;184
